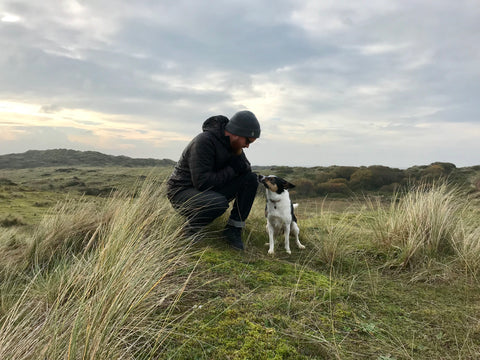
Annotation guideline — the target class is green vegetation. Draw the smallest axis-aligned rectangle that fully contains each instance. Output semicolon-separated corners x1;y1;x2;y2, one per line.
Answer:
1;159;480;358
0;149;175;169
2;150;479;205
255;162;480;198
0;166;172;225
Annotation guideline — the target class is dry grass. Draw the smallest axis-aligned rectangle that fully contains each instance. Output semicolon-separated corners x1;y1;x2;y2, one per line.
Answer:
1;178;480;359
367;182;480;272
0;180;198;359
452;221;480;277
27;196;112;269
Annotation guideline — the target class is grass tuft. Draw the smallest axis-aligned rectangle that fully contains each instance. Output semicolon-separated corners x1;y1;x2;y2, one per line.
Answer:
0;215;26;227
367;182;480;271
0;179;198;359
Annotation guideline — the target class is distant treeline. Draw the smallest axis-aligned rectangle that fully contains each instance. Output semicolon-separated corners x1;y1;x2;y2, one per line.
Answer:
254;163;480;197
0;149;176;169
1;149;479;197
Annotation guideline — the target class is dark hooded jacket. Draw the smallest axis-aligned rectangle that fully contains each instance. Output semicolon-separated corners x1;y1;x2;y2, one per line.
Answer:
166;115;251;198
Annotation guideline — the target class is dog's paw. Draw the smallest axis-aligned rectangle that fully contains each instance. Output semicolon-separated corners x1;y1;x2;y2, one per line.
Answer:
286;249;291;255
268;249;275;255
298;244;306;250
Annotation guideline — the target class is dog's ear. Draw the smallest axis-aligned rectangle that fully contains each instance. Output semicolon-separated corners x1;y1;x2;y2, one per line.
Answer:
281;179;295;189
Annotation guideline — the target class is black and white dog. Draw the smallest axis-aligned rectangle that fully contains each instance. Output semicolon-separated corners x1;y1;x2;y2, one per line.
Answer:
258;175;305;255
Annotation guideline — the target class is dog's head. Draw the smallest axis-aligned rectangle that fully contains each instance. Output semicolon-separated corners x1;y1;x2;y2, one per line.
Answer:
258;174;295;194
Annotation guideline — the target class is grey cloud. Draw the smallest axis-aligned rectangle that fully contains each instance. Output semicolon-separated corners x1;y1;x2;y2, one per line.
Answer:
113;17;312;75
0;126;80;154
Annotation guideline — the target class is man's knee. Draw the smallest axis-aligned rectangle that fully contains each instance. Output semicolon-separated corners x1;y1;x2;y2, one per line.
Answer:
179;191;227;222
170;189;228;217
202;193;229;217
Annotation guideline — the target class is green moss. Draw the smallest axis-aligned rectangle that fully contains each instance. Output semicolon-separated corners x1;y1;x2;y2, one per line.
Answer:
167;309;306;359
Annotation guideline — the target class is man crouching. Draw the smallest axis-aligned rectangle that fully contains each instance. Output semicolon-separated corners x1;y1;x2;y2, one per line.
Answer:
166;110;261;250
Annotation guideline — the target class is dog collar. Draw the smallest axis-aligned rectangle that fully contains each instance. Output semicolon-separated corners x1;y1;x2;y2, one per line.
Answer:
269;199;281;208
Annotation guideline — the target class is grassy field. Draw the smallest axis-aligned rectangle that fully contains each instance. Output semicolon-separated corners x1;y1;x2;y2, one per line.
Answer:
0;166;172;225
1;166;480;359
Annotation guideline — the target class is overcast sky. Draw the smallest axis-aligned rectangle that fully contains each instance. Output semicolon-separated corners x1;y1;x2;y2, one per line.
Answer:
1;0;479;168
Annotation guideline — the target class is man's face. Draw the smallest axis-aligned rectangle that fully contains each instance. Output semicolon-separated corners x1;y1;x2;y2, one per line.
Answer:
229;134;257;154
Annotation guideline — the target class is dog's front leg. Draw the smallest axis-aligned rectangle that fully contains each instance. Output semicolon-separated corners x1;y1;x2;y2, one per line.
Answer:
284;223;291;254
267;222;275;255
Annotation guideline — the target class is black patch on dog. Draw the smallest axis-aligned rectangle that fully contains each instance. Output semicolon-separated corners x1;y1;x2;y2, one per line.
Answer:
290;202;298;223
259;175;295;194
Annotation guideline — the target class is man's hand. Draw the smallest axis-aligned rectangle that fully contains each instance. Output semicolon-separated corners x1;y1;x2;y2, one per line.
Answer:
229;154;251;175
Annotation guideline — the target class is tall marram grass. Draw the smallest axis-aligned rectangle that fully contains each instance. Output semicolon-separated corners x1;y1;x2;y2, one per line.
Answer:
452;219;480;276
28;196;114;269
300;199;363;267
0;180;198;359
368;182;480;272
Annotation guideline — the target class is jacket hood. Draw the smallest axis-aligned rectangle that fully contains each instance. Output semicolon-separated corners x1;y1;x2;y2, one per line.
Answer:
202;115;229;133
202;115;231;150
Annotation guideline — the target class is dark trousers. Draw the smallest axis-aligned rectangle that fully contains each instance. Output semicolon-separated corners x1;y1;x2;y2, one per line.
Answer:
169;172;258;232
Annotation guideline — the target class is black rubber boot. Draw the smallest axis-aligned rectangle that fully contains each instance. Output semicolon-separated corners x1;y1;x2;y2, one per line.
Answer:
223;225;244;250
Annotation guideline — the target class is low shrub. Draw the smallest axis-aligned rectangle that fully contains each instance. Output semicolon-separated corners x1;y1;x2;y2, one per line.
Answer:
315;182;351;196
349;168;374;190
329;178;348;184
378;183;401;193
0;216;26;227
293;179;316;197
328;166;358;180
0;178;16;186
83;187;117;196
